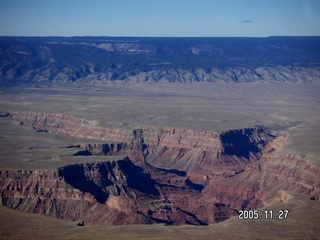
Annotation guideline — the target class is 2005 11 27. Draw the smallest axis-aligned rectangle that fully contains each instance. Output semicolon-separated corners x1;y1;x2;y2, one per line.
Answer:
238;210;289;220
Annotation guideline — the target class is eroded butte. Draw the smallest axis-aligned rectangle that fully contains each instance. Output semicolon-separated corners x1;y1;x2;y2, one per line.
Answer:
0;111;319;226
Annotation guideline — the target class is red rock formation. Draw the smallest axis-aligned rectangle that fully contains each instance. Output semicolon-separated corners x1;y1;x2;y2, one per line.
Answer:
0;159;237;225
0;111;319;225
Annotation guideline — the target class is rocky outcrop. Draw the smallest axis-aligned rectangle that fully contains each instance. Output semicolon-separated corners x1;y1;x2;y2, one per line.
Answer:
0;111;319;225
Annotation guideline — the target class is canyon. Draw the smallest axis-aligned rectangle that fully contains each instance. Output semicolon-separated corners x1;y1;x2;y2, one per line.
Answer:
1;111;319;226
0;36;319;238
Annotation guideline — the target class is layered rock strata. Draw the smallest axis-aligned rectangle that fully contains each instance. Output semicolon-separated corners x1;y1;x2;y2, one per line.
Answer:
0;111;319;225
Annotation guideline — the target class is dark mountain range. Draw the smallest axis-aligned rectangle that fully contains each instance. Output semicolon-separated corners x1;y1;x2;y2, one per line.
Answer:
0;36;319;85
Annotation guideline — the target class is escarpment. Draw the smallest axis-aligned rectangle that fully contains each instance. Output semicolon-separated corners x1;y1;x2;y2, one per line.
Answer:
3;111;133;142
0;111;319;225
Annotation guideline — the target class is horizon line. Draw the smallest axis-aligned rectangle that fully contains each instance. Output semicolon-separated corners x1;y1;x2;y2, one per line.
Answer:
1;35;320;38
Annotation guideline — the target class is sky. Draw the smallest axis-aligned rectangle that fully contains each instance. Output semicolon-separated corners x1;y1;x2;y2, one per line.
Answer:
0;0;319;37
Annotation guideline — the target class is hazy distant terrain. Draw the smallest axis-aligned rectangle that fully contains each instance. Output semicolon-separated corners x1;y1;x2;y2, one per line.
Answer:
1;37;319;85
0;37;319;239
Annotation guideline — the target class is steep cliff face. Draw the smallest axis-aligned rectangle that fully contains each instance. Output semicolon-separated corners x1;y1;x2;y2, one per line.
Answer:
0;111;319;225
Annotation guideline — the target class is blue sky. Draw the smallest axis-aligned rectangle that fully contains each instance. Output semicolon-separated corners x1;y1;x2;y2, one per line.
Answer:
0;0;319;37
